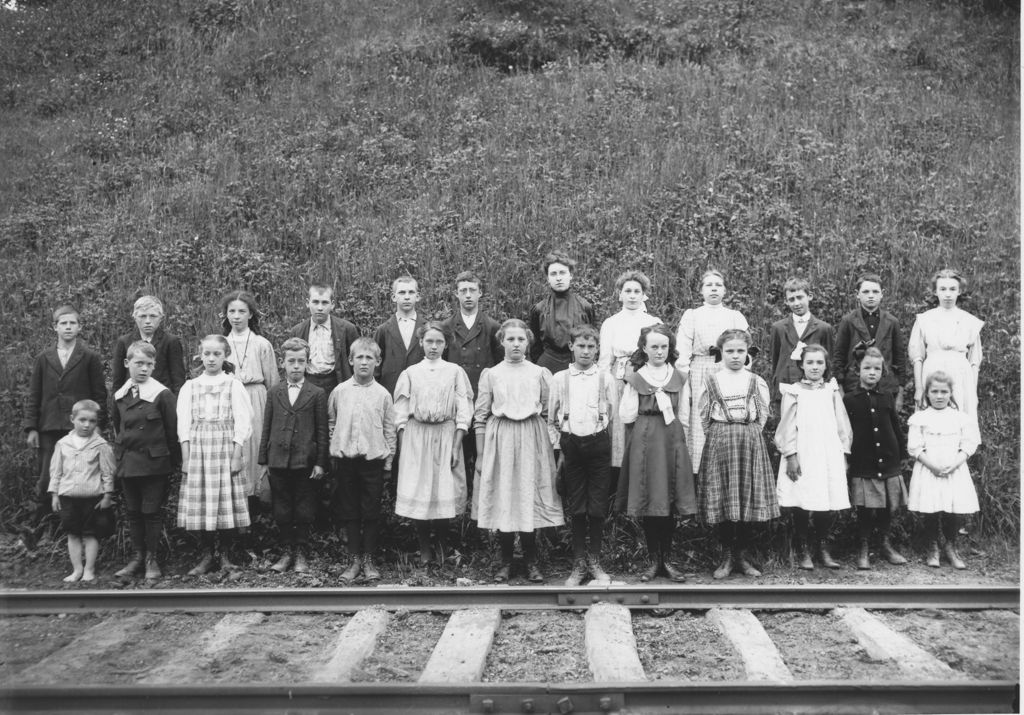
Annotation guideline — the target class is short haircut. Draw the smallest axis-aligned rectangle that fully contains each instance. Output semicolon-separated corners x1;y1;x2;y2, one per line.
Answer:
71;399;100;417
349;336;382;360
454;271;483;290
614;269;651;295
280;337;310;358
923;370;958;408
783;277;811;294
417;320;452;344
125;340;157;361
392;275;418;292
857;345;889;375
569;324;600;344
797;343;833;380
931;268;966;292
132;295;165;318
52;305;79;322
543;250;576;273
309;283;334;299
497;318;533;345
855;272;883;291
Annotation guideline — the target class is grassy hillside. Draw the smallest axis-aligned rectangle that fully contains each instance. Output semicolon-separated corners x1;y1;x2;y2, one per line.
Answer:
0;0;1019;536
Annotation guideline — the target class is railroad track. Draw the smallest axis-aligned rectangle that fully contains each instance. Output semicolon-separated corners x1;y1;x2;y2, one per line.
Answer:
0;585;1018;714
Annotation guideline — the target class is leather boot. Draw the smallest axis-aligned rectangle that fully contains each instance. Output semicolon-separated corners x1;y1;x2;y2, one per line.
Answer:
525;561;545;583
712;552;734;580
144;554;162;580
796;543;814;570
736;549;761;577
293;549;309;574
856;539;871;570
662;560;687;582
926;541;941;568
639;561;660;582
219;550;240;573
880;537;907;565
339;559;361;585
943;541;966;570
361;555;381;581
115;551;145;578
587;555;610;583
270;552;293;573
493;562;512;583
818;541;841;569
187;550;215;576
564;559;586;587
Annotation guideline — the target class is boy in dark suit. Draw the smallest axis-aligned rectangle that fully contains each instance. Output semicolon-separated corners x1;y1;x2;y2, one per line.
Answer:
284;284;360;396
111;340;179;580
832;273;907;410
768;277;834;410
110;295;187;395
373;275;426;396
257;338;329;573
441;271;501;482
23;305;107;534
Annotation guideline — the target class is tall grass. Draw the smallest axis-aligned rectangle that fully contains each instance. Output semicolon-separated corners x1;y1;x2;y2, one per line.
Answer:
0;0;1018;537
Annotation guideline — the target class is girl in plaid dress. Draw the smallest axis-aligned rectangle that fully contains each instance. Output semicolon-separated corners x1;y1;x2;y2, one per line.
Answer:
698;329;779;579
177;335;254;576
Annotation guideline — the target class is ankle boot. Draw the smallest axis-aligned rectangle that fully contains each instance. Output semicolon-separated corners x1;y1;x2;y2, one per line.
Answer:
856;539;871;570
587;554;610;582
662;560;687;582
926;541;941;568
943;541;966;570
187;549;215;576
796;542;814;570
736;549;761;577
565;559;586;587
339;558;361;585
361;554;381;581
293;548;309;573
270;552;293;573
712;551;734;580
115;551;145;578
144;554;162;580
818;541;841;569
880;536;907;565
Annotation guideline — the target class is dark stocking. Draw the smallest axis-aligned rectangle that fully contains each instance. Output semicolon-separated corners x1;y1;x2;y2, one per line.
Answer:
941;513;961;544
571;517;587;560
856;506;874;540
498;532;515;564
143;513;162;556
432;518;450;557
792;509;810;545
812;511;834;542
345;521;362;558
362;519;379;558
520;531;538;564
716;521;737;550
924;513;942;542
587;516;604;559
414;521;432;562
876;509;891;536
642;517;661;561
127;511;145;555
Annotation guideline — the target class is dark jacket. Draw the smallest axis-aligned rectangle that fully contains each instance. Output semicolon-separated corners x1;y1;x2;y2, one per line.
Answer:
832;308;907;395
111;329;187;395
284;315;360;384
373;314;426;396
24;342;107;433
442;312;502;395
768;315;834;395
528;291;596;370
843;386;906;479
257;381;329;471
112;388;180;477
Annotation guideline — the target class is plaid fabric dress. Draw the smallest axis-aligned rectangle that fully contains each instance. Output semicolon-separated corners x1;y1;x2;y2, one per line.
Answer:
177;379;251;531
697;373;779;524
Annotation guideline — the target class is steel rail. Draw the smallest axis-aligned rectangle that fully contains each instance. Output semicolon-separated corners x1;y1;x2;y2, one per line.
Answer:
0;583;1017;614
0;681;1018;714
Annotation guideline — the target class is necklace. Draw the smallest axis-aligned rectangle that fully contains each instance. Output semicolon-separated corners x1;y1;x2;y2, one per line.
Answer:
230;329;252;373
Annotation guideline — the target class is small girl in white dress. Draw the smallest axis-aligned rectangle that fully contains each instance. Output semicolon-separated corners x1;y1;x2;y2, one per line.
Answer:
907;371;979;569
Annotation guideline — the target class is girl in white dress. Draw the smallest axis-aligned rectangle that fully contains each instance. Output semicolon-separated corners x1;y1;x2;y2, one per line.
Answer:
394;322;473;567
675;270;749;473
221;291;279;507
775;344;852;570
598;270;661;473
909;269;984;418
907;371;979;569
473;319;563;583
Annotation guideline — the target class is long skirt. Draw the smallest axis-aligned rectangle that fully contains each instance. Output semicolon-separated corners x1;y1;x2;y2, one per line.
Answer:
473;415;564;532
682;355;715;471
698;421;779;524
177;419;250;531
395;419;467;520
615;415;695;517
241;382;269;502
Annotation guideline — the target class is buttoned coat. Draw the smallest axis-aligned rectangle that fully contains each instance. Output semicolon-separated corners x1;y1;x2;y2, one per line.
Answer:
285;315;360;384
257;382;329;471
111;329;187;395
441;312;501;395
832;309;907;395
373;315;426;396
23;342;107;433
768;314;834;394
843;387;906;479
112;388;180;477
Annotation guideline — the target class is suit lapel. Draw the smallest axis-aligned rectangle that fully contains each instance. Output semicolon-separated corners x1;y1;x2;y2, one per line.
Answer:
850;312;871;341
406;316;427;357
62;343;85;374
292;382;315;410
783;318;800;346
462;316;482;346
44;347;62;375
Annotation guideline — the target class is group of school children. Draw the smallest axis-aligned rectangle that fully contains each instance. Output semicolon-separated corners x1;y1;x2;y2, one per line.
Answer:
26;250;985;585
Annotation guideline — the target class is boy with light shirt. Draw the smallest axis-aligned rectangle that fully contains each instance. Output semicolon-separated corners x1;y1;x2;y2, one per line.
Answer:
258;338;329;574
284;284;360;396
441;271;501;483
548;325;615;586
328;337;397;584
832;273;907;409
768;278;834;408
23;305;107;537
373;275;426;396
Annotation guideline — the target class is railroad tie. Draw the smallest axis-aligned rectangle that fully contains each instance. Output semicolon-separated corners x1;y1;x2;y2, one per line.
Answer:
418;608;501;683
834;607;958;679
311;607;390;682
585;603;647;682
706;608;794;682
18;612;151;683
140;612;266;683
